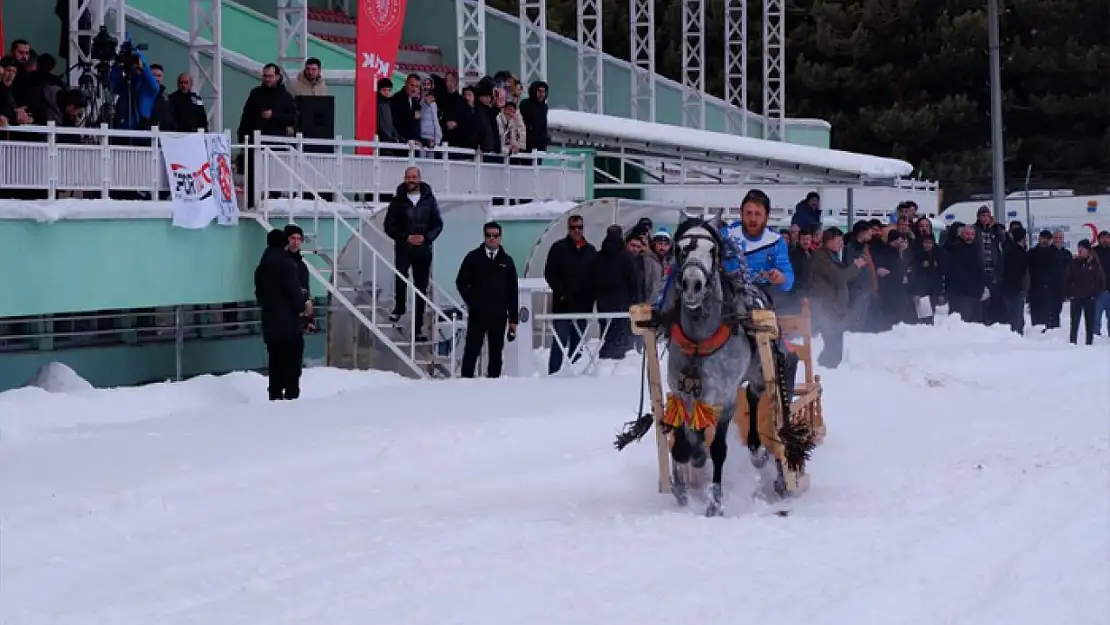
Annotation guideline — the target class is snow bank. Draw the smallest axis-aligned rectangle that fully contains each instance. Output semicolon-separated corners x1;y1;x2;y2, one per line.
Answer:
490;200;579;220
23;362;94;394
548;109;915;179
0;367;410;442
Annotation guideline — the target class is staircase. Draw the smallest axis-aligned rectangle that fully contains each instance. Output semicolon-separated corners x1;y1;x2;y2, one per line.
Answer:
253;145;469;380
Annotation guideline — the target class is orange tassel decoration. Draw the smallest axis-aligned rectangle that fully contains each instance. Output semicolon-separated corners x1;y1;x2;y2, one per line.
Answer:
663;393;688;428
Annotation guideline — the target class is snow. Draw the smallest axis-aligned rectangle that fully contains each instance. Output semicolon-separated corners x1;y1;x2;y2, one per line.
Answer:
548;109;915;180
489;200;579;220
23;362;94;394
2;318;1108;625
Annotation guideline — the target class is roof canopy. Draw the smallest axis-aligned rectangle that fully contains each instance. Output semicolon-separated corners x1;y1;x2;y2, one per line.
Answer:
548;110;915;185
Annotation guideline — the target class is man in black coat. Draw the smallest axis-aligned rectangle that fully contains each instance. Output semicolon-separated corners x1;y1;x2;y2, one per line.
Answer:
943;223;988;323
236;64;298;208
255;229;310;400
455;221;519;378
383;166;443;340
1027;230;1069;329
997;226;1030;334
543;214;597;374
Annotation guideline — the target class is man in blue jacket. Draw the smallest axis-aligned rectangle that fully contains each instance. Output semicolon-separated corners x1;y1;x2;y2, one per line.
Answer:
108;43;160;130
790;191;822;231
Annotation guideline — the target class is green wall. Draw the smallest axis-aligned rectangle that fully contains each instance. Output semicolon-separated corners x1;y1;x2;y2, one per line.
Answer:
0;218;346;318
0;333;326;391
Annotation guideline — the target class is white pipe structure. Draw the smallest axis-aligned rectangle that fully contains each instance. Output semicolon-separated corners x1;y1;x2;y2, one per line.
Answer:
575;0;603;113
724;0;748;135
457;0;487;80
629;0;656;121
761;0;785;140
680;0;706;129
519;0;549;87
277;0;309;74
188;0;224;131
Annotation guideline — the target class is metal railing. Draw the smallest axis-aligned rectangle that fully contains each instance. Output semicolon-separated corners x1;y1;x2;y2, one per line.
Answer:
255;147;462;378
0;301;324;382
0;123;588;202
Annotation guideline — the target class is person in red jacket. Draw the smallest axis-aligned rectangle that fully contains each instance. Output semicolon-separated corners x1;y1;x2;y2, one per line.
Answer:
1063;239;1106;345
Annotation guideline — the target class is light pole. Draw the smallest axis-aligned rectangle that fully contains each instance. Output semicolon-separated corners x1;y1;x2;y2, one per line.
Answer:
987;0;1006;223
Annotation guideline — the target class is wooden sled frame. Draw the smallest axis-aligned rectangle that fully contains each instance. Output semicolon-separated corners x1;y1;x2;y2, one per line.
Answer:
629;299;825;495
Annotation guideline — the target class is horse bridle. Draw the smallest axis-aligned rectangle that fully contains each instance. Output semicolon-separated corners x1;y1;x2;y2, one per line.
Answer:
675;230;720;285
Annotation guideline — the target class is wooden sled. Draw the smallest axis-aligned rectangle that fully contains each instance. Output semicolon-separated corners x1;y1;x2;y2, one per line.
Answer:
736;298;825;497
628;300;825;496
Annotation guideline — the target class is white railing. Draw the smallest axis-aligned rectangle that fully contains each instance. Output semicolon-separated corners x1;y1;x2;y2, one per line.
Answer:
260;148;466;316
524;288;637;376
257;146;463;378
0;123;588;202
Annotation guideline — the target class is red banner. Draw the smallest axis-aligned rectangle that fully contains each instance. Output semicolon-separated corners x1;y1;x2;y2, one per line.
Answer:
355;0;408;154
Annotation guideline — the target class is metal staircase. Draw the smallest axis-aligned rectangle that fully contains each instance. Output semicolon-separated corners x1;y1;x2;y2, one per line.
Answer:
253;145;469;379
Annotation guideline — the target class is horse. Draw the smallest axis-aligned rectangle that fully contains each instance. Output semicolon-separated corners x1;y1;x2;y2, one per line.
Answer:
618;214;815;516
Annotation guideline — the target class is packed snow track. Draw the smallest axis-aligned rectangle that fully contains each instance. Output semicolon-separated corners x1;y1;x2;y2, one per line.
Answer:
2;319;1108;625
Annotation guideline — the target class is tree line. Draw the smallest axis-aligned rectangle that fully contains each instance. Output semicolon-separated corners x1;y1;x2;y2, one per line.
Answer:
493;0;1109;199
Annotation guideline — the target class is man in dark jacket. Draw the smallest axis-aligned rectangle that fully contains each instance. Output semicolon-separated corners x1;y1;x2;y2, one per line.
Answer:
588;226;640;360
236;64;298;208
168;72;208;132
943;223;988;323
383;167;443;340
544;214;597;373
791;192;822;231
518;80;549;153
997;226;1030;334
973;206;1005;324
455;221;519;378
283;223;312;312
255;229;310;400
389;73;422;143
375;78;402;144
1027;230;1069;329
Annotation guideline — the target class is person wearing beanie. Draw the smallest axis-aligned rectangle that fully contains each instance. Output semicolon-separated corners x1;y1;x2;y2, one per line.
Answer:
254;228;310;400
998;225;1030;334
1063;239;1106;345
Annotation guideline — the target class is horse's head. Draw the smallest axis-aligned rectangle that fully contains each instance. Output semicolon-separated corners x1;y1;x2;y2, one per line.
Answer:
674;213;725;310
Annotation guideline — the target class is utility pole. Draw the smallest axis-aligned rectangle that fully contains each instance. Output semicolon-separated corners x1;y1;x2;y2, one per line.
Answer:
987;0;1006;223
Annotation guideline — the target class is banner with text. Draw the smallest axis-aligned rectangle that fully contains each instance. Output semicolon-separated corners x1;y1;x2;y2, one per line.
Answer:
355;0;409;154
159;132;240;229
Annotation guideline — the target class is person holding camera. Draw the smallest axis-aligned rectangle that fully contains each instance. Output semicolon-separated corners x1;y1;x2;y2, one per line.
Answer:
455;221;519;379
108;39;160;131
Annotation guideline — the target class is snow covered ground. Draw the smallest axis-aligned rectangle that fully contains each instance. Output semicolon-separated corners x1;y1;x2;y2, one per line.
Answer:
2;318;1108;625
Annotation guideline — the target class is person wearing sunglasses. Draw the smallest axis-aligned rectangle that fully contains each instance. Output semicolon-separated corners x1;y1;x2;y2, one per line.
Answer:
455;221;520;378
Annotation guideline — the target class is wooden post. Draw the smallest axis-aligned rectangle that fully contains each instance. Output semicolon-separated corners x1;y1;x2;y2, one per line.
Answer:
629;304;672;493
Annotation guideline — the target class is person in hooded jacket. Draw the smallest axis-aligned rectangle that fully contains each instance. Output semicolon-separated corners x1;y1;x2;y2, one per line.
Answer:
255;229;310;400
383;167;443;341
791;192;822;231
518;80;549;153
908;234;945;324
1063;239;1106;345
588;225;641;360
455;221;519;378
943;223;988;323
236;63;298;208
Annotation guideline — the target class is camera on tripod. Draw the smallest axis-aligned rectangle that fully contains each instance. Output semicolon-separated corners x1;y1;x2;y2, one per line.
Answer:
90;26;147;73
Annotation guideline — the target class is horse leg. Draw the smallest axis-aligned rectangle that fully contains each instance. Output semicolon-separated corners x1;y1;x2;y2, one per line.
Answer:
745;387;771;469
669;426;692;507
706;417;730;517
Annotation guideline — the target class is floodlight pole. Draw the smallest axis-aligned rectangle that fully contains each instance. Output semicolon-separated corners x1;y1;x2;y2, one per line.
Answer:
987;0;1006;222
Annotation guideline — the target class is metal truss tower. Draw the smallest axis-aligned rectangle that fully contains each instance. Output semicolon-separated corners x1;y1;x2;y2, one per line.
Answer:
629;0;656;122
277;0;309;74
189;0;224;131
457;0;487;81
681;0;706;129
761;0;785;141
724;0;748;135
575;0;603;113
519;0;548;86
65;0;104;86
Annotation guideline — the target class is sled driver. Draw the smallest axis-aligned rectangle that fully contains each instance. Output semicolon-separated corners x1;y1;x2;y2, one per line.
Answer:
653;189;794;313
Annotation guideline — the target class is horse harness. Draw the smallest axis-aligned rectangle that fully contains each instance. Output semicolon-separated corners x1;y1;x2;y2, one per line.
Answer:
669;322;735;398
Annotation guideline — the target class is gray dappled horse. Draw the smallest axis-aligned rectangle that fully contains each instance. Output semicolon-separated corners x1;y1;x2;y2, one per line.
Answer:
616;215;814;515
